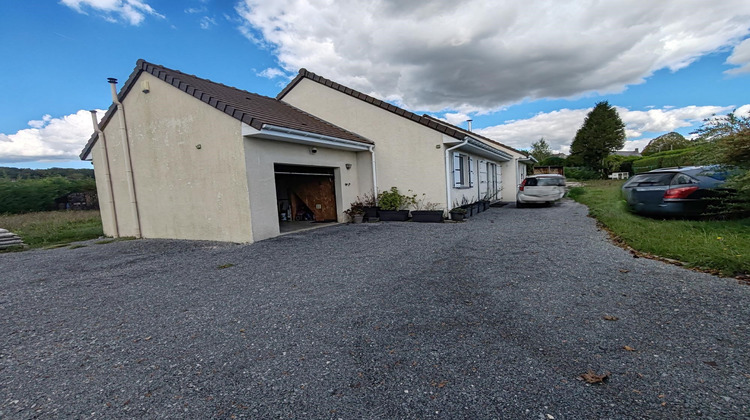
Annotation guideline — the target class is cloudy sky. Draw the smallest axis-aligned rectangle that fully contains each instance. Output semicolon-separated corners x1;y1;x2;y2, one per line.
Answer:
1;0;749;168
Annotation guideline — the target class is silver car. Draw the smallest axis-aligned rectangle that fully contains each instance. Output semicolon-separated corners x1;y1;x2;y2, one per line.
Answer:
516;174;567;207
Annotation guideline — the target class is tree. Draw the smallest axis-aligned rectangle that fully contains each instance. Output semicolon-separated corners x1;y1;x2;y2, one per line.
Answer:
641;132;690;155
690;110;750;215
569;101;626;172
530;137;552;163
691;110;750;142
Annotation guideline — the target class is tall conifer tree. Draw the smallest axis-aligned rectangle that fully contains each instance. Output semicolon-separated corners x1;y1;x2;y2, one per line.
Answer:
569;101;625;171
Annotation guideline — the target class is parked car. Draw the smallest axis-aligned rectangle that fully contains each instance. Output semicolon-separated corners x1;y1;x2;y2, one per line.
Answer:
621;166;732;217
516;174;567;207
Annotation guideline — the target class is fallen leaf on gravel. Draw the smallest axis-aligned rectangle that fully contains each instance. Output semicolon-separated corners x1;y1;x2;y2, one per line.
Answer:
603;315;619;321
619;269;630;273
623;345;636;351
579;370;609;384
703;361;718;367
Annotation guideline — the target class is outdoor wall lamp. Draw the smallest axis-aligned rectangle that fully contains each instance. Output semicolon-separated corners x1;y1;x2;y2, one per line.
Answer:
346;163;352;170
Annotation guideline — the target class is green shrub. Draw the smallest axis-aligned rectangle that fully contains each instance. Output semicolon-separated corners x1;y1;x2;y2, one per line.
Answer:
377;187;416;210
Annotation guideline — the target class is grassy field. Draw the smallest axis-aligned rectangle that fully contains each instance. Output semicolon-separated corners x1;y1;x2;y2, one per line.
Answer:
0;210;103;250
568;180;750;277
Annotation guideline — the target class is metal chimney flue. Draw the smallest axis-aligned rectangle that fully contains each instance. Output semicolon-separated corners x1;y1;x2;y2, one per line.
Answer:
466;119;473;132
108;78;119;102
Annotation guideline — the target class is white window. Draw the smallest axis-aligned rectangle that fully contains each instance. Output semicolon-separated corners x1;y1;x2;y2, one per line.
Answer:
453;152;474;188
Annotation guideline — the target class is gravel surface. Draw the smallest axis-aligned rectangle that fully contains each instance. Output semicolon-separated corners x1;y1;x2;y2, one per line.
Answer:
1;200;748;419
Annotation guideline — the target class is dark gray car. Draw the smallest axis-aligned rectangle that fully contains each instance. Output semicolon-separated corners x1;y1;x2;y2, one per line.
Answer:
621;166;730;216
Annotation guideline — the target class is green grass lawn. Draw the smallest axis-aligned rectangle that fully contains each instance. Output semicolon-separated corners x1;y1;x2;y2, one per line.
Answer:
568;180;750;276
0;210;103;250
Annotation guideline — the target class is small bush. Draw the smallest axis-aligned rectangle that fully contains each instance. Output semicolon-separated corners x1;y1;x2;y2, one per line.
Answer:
377;187;416;211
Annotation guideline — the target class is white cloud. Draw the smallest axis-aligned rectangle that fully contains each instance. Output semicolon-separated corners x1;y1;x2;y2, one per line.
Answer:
235;0;750;113
474;105;742;154
256;67;288;79
0;110;104;163
726;38;750;75
442;113;472;127
61;0;164;25
199;16;216;29
736;104;750;117
184;6;206;14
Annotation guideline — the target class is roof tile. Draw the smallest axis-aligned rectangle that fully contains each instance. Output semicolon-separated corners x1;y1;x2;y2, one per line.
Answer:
80;60;372;160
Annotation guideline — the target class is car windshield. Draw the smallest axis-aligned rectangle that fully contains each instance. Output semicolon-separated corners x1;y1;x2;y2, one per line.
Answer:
525;177;565;186
623;173;674;187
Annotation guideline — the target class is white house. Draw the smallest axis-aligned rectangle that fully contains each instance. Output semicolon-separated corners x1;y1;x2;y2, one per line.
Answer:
81;60;533;243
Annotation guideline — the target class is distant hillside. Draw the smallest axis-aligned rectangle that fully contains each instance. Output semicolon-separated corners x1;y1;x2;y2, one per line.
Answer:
0;166;94;180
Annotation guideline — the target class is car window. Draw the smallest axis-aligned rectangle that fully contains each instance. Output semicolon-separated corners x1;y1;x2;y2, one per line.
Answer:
524;178;538;186
671;174;697;185
623;173;674;187
537;177;565;186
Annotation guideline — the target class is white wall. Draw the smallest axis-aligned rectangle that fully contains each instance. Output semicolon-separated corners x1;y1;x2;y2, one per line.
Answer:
281;79;449;210
94;72;254;242
243;134;364;241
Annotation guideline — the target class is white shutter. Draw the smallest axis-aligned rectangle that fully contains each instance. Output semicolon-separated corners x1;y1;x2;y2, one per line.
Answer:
453;152;461;187
478;160;488;196
469;157;475;187
496;165;502;200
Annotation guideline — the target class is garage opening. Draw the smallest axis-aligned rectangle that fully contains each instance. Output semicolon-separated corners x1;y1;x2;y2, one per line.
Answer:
275;164;338;234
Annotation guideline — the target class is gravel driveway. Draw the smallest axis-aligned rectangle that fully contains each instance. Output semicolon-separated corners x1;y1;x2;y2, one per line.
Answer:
1;200;748;419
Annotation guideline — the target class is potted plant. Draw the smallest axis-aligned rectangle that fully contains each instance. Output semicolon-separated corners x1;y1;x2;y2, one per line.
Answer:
360;190;379;221
470;199;480;215
449;206;467;221
411;194;444;223
377;187;416;221
457;196;473;217
344;199;365;223
479;190;498;211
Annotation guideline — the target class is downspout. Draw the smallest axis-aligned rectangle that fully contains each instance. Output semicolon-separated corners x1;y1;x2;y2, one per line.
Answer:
444;138;469;217
108;78;142;238
369;145;378;204
90;110;119;237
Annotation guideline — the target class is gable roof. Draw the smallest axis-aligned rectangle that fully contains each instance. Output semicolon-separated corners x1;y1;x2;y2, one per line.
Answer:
278;69;468;140
278;68;531;158
80;60;372;160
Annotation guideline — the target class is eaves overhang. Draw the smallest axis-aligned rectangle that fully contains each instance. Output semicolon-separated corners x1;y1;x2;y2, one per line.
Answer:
245;124;373;152
453;136;513;162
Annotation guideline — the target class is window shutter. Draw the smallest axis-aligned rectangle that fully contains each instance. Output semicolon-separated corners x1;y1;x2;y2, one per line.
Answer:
469;157;475;187
496;165;502;189
453;152;461;187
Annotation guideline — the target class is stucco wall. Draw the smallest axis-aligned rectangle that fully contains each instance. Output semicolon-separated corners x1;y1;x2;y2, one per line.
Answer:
90;140;117;236
94;72;253;242
243;134;363;242
280;79;449;210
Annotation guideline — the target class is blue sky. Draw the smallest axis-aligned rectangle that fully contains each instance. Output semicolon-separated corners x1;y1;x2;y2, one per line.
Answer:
1;0;749;169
